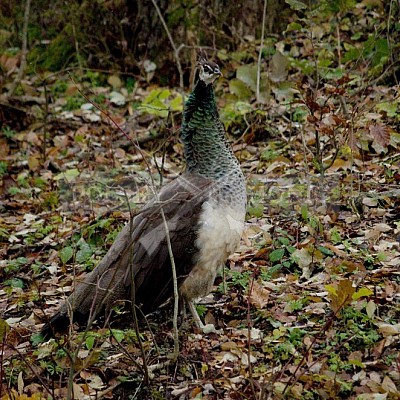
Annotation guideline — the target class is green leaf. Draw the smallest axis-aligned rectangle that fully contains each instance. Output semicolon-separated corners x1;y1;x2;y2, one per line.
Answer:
76;242;93;263
300;204;308;220
285;0;307;10
86;335;95;350
278;237;290;246
366;300;376;319
64;168;80;182
158;89;171;100
144;88;171;103
376;102;398;117
0;319;11;341
141;98;168;117
372;38;389;67
236;64;258;92
111;329;125;343
349;359;365;368
54;168;80;182
4;278;24;288
343;47;361;63
270;248;285;263
196;304;207;317
169;95;183;112
31;332;45;346
229;79;252;100
59;246;74;264
140;88;182;117
235;101;253;115
330;227;342;243
247;203;264;218
352;287;373;301
286;246;296;254
273;81;296;101
6;257;28;273
270;52;288;82
325;284;337;296
286;22;302;32
318;246;334;256
291;248;312;268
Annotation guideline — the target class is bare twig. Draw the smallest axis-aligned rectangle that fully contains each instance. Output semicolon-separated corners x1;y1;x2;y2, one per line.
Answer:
1;342;55;399
386;0;398;85
160;207;180;361
299;127;313;202
280;296;353;397
151;0;184;93
71;21;83;74
8;0;31;96
336;22;342;67
256;0;268;103
353;59;400;95
246;274;257;398
150;0;183;359
41;79;49;162
124;189;150;384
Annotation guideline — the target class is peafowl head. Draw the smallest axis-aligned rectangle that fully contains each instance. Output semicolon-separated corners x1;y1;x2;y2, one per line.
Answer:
197;56;222;86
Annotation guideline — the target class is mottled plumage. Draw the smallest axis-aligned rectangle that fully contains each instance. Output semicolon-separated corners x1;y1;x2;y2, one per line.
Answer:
41;56;246;338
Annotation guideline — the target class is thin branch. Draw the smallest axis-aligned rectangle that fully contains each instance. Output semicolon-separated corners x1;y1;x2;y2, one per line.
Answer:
353;59;400;95
151;0;184;93
386;0;398;85
281;295;353;396
124;189;150;384
8;0;31;96
149;0;183;359
1;342;55;399
256;0;267;103
160;207;180;361
246;274;257;398
71;21;83;75
336;24;342;67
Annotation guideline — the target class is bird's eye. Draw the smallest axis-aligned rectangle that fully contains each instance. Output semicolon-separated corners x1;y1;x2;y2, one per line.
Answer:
203;65;213;74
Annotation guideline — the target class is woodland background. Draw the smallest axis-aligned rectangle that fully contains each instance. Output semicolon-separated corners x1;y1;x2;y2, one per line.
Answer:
1;0;400;399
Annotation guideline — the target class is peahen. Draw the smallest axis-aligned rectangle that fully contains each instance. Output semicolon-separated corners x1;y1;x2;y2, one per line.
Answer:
41;56;247;338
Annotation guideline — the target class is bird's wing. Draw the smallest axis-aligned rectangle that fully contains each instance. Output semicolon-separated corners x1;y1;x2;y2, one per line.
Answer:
123;173;212;312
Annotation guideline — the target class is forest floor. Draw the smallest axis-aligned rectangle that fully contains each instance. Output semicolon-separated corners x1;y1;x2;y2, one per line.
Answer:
1;4;400;399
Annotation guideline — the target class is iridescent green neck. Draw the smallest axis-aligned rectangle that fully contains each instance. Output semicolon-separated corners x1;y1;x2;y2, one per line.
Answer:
180;80;238;180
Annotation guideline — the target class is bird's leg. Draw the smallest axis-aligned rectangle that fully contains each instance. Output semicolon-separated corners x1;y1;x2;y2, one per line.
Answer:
187;301;204;329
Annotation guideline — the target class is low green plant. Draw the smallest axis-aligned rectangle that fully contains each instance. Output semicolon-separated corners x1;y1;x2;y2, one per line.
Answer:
260;264;282;281
84;70;105;87
50;79;68;95
217;268;252;292
287;327;307;346
8;186;21;196
2;126;16;140
195;304;207;318
140;88;182;117
5;257;29;274
65;95;85;111
268;229;296;269
126;77;135;93
0;161;8;178
3;278;24;289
